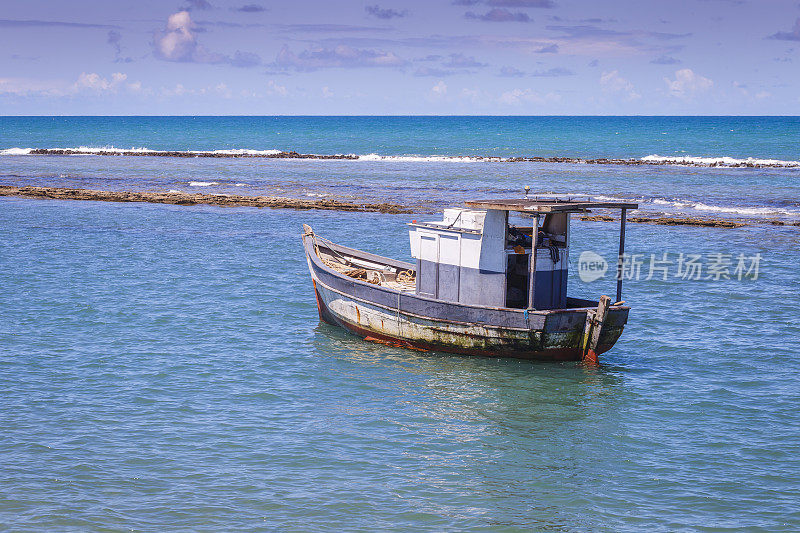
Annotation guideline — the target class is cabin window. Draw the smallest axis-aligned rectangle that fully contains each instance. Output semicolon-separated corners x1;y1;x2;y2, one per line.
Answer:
505;253;529;308
504;213;569;309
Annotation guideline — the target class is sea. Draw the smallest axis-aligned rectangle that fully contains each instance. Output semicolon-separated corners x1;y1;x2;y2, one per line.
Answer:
1;116;799;531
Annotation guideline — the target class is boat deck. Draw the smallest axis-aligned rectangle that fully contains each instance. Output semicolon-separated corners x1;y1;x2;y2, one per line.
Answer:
318;250;417;293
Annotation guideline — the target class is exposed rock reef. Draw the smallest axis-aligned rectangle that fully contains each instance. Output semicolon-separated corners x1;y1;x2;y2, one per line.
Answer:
0;186;410;214
24;149;799;168
29;149;358;159
3;185;798;228
579;214;747;228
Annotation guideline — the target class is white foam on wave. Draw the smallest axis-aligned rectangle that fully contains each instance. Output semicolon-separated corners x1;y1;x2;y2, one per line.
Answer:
642;154;800;167
591;194;640;203
691;203;800;216
5;145;800;169
0;145;157;155
0;146;282;156
651;197;800;218
357;153;496;163
564;193;800;220
66;145;156;154
513;192;800;219
188;181;219;187
1;146;493;162
0;148;33;155
200;149;282;156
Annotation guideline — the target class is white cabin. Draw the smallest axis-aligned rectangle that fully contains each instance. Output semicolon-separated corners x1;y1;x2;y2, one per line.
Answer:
408;207;569;309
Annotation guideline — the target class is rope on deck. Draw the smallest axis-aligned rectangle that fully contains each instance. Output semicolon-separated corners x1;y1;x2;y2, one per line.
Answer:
313;234;416;290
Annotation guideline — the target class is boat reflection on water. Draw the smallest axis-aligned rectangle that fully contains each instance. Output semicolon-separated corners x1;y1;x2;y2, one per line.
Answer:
308;319;629;529
310;320;626;419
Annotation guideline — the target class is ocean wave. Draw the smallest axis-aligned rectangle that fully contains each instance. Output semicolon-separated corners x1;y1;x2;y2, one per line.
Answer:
641;154;800;167
202;149;282;156
0;147;497;161
60;145;155;154
4;146;800;168
572;193;800;219
0;148;34;155
357;153;498;163
0;146;282;157
691;203;800;216
591;194;639;203
188;181;219;187
650;198;800;218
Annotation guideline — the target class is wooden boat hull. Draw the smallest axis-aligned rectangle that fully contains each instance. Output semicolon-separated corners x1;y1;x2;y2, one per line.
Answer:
303;233;629;362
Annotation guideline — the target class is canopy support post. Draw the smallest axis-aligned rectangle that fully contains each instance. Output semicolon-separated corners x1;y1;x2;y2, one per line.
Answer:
616;208;627;302
527;213;540;310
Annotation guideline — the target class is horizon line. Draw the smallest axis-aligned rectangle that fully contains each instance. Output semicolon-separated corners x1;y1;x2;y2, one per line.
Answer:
2;114;799;118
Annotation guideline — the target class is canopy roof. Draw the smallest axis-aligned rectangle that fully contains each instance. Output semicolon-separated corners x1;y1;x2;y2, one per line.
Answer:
464;198;638;213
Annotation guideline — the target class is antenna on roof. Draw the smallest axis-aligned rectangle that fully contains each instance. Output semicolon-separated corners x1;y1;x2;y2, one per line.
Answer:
524;185;530;199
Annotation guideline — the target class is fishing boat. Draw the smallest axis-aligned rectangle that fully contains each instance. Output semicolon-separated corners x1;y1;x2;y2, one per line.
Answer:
302;197;637;363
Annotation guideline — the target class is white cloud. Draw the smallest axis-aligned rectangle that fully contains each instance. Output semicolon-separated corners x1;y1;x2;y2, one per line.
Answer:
734;81;771;101
0;78;66;96
321;86;333;98
267;80;288;97
214;82;232;98
74;72;128;92
154;11;224;63
155;11;196;61
498;88;560;105
600;70;640;100
431;80;447;96
499;88;530;105
229;50;261;68
161;83;189;97
461;87;482;103
0;73;141;97
664;68;712;98
271;45;406;72
157;80;288;99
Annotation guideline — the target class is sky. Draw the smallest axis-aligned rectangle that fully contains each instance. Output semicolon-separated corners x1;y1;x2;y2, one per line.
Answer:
0;0;799;115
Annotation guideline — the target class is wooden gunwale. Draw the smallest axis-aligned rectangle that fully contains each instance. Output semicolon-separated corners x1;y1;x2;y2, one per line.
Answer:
311;274;533;332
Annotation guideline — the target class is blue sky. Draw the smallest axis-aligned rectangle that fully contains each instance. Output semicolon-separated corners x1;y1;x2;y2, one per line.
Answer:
1;0;798;115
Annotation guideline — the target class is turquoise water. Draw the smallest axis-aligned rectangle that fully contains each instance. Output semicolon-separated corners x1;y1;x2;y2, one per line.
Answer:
2;116;800;222
1;117;800;530
2;115;800;160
